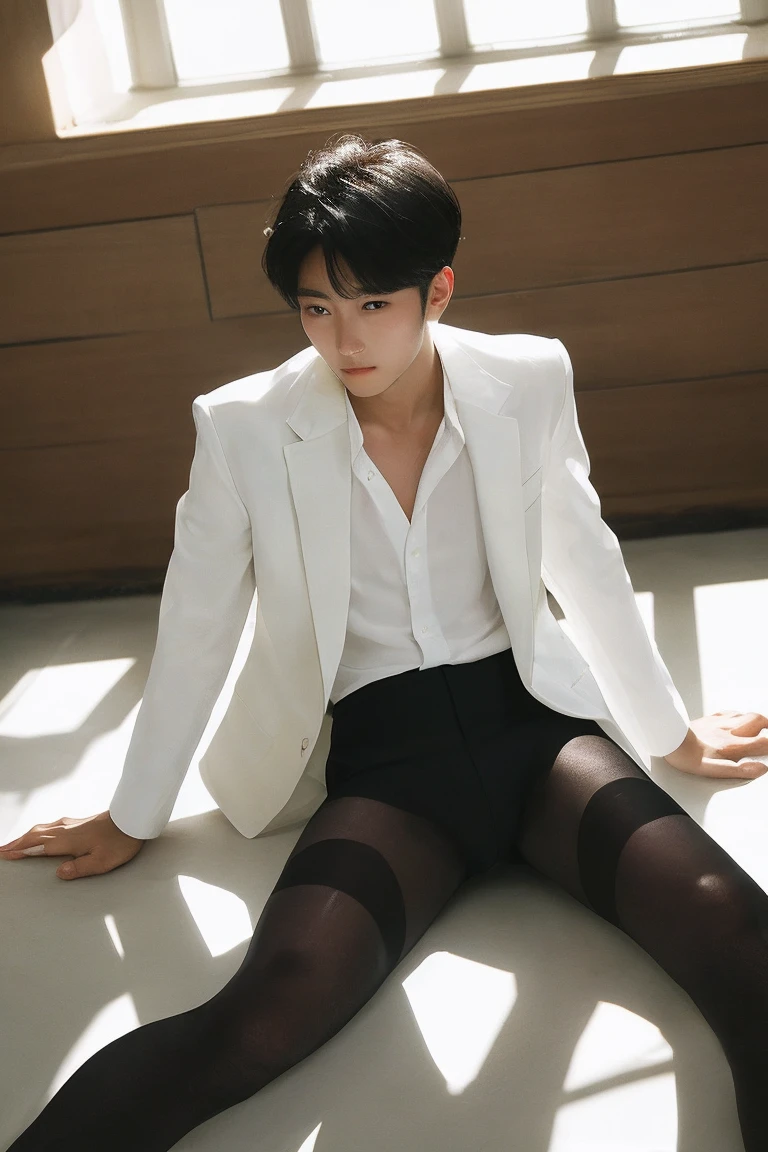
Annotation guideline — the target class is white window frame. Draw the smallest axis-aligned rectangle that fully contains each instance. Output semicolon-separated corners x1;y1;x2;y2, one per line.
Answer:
118;0;768;93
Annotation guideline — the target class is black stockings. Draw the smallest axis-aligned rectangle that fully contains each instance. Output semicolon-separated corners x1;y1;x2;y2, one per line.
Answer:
5;797;468;1152
7;736;768;1151
517;733;768;1151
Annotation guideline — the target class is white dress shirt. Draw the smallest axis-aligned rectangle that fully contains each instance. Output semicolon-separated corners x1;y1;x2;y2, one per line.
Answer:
329;363;513;705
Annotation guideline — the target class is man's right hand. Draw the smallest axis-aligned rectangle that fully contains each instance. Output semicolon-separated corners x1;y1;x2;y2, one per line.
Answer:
0;811;145;880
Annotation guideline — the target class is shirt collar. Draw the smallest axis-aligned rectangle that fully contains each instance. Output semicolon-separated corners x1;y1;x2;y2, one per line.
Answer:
345;356;464;463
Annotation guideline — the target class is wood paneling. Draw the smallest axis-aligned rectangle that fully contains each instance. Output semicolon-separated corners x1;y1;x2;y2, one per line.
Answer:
0;216;210;344
196;145;768;320
454;145;768;294
196;203;282;319
575;372;768;514
0;435;188;580
2;69;768;234
0;316;303;450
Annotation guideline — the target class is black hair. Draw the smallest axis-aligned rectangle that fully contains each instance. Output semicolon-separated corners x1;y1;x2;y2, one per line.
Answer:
261;134;462;318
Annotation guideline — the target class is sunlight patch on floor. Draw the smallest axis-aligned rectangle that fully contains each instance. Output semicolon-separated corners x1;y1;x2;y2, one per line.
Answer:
177;875;254;957
550;1001;676;1150
550;1071;677;1151
296;1123;323;1151
0;659;135;738
103;913;125;960
694;578;768;716
563;1001;673;1091
402;951;517;1095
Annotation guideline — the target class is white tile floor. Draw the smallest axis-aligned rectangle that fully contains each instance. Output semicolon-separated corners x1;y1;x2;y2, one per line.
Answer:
1;526;767;1152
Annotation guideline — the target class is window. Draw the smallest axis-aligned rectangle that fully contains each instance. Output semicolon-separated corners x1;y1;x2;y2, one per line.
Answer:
163;0;291;79
44;0;768;134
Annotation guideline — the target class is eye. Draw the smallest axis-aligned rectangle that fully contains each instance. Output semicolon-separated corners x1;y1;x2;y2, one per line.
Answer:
304;305;329;316
363;300;388;311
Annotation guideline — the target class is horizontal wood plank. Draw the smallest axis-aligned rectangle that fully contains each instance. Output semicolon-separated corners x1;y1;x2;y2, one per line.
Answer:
0;435;190;580
576;372;768;514
454;144;768;295
0;216;210;344
0;316;301;449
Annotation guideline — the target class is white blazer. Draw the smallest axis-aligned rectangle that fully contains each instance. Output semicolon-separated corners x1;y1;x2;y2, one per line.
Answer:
108;321;691;842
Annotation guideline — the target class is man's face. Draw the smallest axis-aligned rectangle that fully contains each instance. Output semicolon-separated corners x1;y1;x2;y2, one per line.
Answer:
296;245;434;398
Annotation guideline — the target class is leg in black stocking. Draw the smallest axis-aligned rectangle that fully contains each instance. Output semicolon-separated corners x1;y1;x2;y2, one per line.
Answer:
6;796;468;1152
516;733;768;1152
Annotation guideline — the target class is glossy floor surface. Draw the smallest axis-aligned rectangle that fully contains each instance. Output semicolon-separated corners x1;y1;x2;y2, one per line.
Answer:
1;526;767;1152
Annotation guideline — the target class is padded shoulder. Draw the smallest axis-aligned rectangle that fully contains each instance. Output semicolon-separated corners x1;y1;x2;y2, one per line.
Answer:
436;322;561;373
197;343;317;411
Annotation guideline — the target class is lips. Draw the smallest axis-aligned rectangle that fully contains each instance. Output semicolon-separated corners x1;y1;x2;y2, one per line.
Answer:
342;367;375;373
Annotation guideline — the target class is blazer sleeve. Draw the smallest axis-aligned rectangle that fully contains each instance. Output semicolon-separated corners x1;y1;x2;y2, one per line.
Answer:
109;397;256;840
540;339;690;759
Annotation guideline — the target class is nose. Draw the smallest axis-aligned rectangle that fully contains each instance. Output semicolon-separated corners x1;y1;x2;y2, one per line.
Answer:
336;325;365;359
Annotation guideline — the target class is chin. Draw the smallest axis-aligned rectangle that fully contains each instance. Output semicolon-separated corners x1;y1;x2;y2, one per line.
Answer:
345;383;382;397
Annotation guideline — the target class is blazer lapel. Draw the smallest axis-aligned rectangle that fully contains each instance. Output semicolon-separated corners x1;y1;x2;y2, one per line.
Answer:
456;403;533;681
284;355;352;706
433;325;535;683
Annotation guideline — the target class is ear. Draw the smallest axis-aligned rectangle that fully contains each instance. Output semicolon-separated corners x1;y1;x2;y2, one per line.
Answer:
426;266;454;321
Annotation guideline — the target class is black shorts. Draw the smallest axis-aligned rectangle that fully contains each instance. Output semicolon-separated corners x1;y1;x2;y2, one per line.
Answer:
324;646;611;877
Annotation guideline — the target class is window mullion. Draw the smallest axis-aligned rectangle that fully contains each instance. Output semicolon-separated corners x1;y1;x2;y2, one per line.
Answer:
740;0;768;21
434;0;470;58
586;0;619;40
281;0;318;72
119;0;177;88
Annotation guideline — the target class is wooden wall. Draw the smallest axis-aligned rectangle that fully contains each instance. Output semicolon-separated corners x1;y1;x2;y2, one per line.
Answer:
2;34;768;598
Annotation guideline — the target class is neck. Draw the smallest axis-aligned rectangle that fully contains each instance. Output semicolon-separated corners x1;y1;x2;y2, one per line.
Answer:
346;334;444;436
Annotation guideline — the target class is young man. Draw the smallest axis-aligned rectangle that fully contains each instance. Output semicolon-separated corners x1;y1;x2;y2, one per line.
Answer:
3;135;768;1152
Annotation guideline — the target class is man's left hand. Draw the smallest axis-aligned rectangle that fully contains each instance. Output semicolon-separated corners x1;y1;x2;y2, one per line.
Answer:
663;710;768;778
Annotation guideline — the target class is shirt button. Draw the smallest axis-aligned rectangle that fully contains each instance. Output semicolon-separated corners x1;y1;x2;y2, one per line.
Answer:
301;737;309;751
421;625;429;634
367;470;374;480
412;548;420;558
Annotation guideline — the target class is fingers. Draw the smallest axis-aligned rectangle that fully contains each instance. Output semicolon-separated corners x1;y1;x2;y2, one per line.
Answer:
0;824;74;861
0;840;46;857
697;757;768;780
725;712;768;737
0;827;39;851
0;825;49;857
1;813;144;881
0;839;113;880
734;759;768;779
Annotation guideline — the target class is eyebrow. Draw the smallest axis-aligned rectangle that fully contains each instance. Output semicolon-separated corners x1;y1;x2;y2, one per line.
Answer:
296;287;370;299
